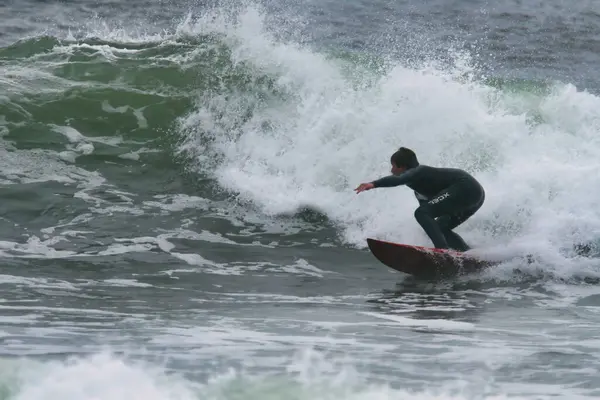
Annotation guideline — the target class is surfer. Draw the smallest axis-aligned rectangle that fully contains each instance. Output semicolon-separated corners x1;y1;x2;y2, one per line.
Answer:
354;147;485;252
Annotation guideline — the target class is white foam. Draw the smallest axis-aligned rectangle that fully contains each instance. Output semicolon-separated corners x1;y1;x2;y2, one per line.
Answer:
175;6;600;279
4;350;539;400
102;279;153;288
101;101;149;129
0;304;131;317
118;147;161;161
0;275;79;290
359;311;475;331
0;224;269;262
97;243;155;256
191;292;365;306
163;258;330;277
142;194;210;213
49;124;129;163
275;259;330;277
0;138;105;187
12;352;198;400
0;236;78;259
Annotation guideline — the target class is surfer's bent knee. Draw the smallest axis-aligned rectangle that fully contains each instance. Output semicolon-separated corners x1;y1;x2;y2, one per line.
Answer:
414;205;431;220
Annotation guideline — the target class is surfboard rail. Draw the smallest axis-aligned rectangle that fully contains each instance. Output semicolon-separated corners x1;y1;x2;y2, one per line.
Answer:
366;238;494;279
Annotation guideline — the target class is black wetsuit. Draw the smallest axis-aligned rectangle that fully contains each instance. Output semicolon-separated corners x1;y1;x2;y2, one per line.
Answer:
372;164;485;251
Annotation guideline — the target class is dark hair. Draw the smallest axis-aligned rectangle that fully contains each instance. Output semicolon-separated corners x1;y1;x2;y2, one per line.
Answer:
390;147;419;168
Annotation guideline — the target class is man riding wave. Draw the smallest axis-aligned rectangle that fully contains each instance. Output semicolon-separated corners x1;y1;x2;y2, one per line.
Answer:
354;147;485;252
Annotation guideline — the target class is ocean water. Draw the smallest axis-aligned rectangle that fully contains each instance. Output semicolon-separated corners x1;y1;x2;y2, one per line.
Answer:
2;0;600;399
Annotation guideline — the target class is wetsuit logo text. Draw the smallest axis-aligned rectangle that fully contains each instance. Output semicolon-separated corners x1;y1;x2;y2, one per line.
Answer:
429;192;450;205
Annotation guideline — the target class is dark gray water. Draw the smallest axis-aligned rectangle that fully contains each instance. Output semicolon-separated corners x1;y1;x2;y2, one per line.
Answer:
2;0;600;399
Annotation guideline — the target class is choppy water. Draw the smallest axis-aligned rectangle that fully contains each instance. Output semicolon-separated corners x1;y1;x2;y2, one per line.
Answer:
2;0;600;399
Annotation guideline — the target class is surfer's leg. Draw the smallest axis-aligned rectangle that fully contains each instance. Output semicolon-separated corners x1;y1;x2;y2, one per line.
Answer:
445;231;470;252
435;191;484;251
414;207;449;249
436;215;470;251
414;184;480;250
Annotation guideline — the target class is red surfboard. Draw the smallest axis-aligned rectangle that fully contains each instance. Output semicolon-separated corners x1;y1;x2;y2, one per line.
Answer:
366;238;495;279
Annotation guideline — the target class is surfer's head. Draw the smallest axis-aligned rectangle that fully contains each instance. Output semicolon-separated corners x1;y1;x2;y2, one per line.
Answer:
390;147;419;174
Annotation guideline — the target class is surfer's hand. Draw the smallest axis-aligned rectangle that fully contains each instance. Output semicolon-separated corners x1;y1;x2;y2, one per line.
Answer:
354;182;374;193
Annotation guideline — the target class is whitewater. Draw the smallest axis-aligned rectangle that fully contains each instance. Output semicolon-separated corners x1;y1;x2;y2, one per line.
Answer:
1;1;600;399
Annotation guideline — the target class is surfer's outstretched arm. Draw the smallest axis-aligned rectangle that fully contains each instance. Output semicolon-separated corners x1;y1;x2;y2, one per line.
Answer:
372;168;419;188
354;162;422;194
355;168;419;193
